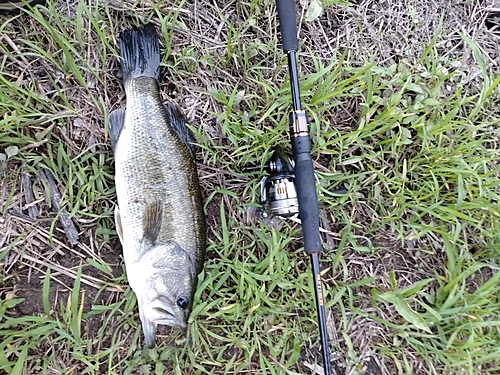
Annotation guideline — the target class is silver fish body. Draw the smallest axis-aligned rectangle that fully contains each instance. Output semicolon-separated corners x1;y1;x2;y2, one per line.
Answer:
110;24;206;349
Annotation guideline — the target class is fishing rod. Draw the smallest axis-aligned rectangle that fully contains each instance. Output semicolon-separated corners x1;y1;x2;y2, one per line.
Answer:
274;1;332;373
243;1;333;373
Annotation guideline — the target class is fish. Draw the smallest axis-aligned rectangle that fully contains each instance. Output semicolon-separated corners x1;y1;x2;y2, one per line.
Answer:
109;23;206;349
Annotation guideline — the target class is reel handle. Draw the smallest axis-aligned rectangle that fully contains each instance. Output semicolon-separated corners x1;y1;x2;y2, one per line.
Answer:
276;0;298;52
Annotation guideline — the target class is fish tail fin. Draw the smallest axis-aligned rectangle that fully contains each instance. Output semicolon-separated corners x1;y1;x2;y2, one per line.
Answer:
119;23;160;82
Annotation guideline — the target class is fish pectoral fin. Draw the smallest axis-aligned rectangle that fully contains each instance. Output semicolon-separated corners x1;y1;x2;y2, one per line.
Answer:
114;206;124;245
109;108;126;152
163;103;196;159
142;199;163;244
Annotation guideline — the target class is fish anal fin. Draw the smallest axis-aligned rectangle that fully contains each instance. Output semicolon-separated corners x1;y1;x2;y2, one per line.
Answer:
142;199;163;244
109;108;126;152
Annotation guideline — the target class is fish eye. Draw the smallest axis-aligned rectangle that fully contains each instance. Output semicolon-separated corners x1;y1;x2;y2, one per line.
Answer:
176;295;189;309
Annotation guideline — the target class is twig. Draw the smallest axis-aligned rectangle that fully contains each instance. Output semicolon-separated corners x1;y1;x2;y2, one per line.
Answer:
39;168;79;246
22;253;121;291
98;0;223;47
303;362;325;375
21;166;39;219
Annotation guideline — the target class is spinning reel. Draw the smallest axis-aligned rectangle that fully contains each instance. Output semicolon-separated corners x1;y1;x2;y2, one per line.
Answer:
242;148;347;219
241;148;299;218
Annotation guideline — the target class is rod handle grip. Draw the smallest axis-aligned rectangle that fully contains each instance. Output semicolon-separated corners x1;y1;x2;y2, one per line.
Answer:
275;0;298;52
292;137;322;254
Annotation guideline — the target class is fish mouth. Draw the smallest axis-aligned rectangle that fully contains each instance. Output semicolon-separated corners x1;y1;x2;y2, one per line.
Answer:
140;298;188;349
152;304;188;329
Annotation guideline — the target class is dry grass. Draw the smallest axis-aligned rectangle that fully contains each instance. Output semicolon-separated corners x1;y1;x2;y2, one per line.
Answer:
1;0;500;374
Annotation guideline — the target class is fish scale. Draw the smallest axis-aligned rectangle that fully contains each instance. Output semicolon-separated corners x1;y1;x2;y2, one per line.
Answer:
117;77;202;261
109;24;206;349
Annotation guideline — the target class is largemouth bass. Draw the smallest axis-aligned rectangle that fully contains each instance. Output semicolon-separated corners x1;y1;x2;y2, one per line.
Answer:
109;24;206;349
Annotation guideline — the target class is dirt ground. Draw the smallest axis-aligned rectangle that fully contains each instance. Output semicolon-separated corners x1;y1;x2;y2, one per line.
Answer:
1;0;499;374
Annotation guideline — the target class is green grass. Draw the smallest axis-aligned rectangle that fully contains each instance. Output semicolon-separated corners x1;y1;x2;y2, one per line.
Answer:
0;0;499;374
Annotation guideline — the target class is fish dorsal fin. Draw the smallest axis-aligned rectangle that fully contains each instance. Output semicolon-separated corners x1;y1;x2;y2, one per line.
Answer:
109;108;126;152
114;206;124;245
163;103;196;159
142;199;163;244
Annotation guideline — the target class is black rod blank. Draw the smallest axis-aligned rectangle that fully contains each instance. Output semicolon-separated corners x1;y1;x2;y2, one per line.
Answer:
311;253;332;375
287;52;302;111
